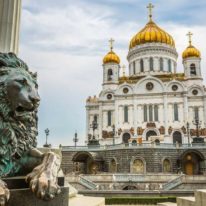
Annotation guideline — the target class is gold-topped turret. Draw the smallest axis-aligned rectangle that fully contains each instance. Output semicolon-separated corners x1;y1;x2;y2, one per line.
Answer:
182;32;201;59
103;38;120;64
129;3;175;49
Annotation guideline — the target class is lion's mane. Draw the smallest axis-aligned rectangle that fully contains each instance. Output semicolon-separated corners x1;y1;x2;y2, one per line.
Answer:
0;53;38;177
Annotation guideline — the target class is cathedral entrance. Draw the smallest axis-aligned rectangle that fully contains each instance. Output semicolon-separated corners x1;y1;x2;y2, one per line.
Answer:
146;130;157;141
173;131;182;144
122;133;131;143
185;161;194;175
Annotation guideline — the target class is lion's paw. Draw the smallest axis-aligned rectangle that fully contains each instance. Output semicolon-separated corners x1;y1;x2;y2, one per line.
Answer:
0;181;10;206
28;174;61;201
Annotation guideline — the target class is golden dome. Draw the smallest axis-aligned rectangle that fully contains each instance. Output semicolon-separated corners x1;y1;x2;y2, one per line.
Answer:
103;51;120;64
182;32;201;59
103;38;120;64
182;45;201;59
129;20;175;49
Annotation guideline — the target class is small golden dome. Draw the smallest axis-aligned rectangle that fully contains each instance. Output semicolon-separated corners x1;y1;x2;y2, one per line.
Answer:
129;20;175;49
182;45;201;59
103;51;120;64
182;32;201;59
103;38;120;64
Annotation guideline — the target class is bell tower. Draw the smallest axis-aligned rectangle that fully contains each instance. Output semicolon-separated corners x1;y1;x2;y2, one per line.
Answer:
102;38;120;90
182;32;202;79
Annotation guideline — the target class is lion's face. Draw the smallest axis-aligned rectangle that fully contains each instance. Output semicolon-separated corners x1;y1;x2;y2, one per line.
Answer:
4;68;40;120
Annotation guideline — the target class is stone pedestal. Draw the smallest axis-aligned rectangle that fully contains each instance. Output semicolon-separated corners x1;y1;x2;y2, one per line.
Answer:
0;0;21;54
2;176;69;206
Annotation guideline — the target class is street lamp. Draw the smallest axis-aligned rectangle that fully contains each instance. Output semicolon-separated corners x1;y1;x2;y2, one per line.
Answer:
88;118;100;147
112;124;115;145
186;122;190;146
73;131;79;148
43;128;51;148
192;118;204;143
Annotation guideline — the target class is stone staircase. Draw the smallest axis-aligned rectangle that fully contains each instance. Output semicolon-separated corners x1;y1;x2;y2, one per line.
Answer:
162;175;185;190
158;189;206;206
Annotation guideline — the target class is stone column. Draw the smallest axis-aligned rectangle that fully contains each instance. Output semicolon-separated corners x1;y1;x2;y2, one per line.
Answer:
0;0;21;54
134;103;138;136
98;103;103;139
183;93;188;123
203;96;206;126
163;93;168;135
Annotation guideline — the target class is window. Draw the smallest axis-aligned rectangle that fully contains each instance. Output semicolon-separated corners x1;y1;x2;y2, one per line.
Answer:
133;61;136;74
190;64;196;75
174;103;178;121
124;106;128;122
154;105;158;121
194;107;199;120
149;105;153;121
144;105;147;122
150;57;154;71
140;59;144;72
160;58;163;71
107;69;113;81
168;59;172;72
108;111;112;126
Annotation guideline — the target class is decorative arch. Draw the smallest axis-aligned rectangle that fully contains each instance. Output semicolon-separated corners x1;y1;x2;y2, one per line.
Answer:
134;76;165;94
171;129;184;144
109;158;118;173
142;128;160;141
130;157;146;174
122;132;131;143
188;84;204;96
166;80;186;93
115;83;134;95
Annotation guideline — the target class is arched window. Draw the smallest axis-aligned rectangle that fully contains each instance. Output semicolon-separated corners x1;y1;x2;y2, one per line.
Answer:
168;59;172;72
190;64;196;75
174;103;178;121
124;106;128;122
173;131;182;144
133;61;136;74
144;105;147;122
150;57;154;71
110;159;117;173
194;107;199;120
160;58;164;71
140;59;144;72
154;105;158;121
94;115;98;122
108;111;112;126
107;69;113;81
149;105;153;121
131;159;145;174
163;159;171;173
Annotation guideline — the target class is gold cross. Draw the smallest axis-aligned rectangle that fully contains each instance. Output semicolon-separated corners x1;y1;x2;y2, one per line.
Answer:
186;31;193;46
109;38;115;51
147;3;154;21
122;65;126;76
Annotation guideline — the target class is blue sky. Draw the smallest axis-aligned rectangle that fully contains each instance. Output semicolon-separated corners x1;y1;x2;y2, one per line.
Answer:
20;0;206;147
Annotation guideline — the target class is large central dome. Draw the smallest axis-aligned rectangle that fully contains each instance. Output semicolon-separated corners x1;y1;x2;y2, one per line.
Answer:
129;20;175;49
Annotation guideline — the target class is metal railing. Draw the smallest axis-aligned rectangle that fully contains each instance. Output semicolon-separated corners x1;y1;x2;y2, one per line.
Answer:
62;142;206;151
79;175;99;190
162;174;185;190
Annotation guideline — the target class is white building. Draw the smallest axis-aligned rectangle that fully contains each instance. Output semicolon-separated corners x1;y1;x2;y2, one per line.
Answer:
86;5;206;146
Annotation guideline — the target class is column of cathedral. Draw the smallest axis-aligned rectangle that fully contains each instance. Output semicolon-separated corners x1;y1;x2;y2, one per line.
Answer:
183;93;188;123
0;0;21;54
203;96;206;126
163;94;168;135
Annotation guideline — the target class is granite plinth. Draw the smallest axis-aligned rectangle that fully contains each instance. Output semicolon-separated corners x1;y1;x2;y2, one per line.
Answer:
2;176;69;206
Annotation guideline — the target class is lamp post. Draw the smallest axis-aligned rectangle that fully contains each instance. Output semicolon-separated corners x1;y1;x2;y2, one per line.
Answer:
192;118;204;143
88;118;100;146
73;131;79;148
112;124;115;145
43;128;50;148
186;122;190;146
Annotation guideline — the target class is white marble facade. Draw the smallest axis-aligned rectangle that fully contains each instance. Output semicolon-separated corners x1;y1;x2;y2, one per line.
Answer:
86;37;205;146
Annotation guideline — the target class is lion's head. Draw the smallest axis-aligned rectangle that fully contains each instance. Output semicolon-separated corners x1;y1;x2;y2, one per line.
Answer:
0;53;40;176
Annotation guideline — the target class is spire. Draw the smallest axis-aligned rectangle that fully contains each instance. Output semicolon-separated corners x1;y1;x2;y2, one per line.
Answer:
147;3;154;21
109;38;115;51
186;31;193;46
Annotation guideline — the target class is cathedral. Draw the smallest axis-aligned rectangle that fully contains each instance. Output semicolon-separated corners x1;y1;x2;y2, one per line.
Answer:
86;3;206;146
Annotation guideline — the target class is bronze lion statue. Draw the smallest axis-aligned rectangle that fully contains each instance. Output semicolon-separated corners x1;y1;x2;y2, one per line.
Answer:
0;53;61;205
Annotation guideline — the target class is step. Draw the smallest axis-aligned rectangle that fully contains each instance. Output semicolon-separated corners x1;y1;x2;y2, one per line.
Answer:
158;202;177;206
70;195;105;206
195;189;206;206
177;197;195;206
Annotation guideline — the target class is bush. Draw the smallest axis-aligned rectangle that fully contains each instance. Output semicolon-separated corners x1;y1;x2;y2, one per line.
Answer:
105;196;176;205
